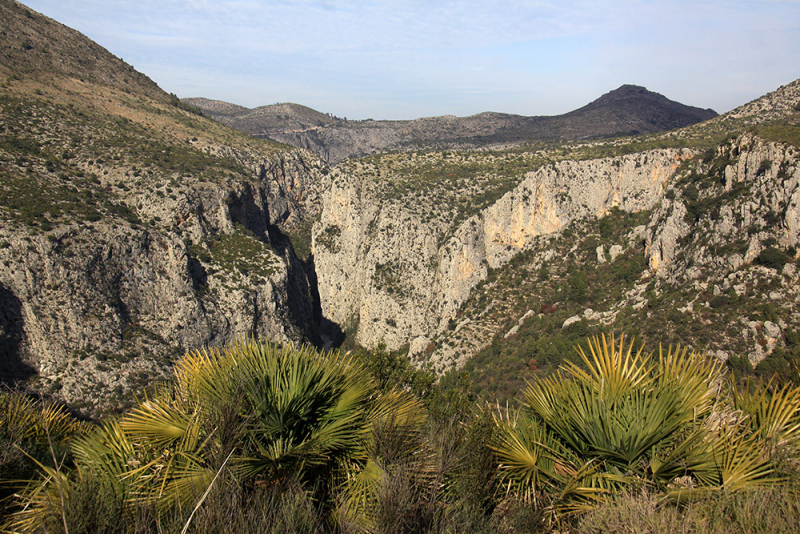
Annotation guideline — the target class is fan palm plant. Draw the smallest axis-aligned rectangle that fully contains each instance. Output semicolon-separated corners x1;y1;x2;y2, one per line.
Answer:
492;334;796;520
1;392;91;532
6;338;426;532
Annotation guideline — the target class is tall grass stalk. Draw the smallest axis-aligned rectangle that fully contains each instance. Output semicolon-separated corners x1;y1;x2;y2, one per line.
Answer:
180;449;234;534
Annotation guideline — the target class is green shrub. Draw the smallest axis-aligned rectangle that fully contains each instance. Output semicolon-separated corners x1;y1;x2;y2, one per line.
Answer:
710;295;731;308
6;340;426;532
756;247;790;269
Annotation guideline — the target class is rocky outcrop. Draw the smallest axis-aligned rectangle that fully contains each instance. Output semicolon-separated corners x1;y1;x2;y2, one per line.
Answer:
0;146;326;415
645;134;800;280
220;147;325;232
313;149;690;364
640;134;800;366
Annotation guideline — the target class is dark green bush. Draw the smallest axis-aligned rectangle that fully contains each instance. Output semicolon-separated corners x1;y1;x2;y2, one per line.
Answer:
710;295;730;309
756;247;790;270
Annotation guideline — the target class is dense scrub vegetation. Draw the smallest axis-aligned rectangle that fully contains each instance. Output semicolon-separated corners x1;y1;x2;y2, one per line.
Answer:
2;335;799;533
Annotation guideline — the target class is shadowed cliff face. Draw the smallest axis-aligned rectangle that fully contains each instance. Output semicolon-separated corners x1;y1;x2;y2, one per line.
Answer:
0;283;34;385
0;141;333;414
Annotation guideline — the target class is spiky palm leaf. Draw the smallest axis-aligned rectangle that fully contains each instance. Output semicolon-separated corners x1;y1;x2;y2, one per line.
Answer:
565;334;651;400
732;377;800;452
714;427;778;491
524;338;721;478
4;464;73;534
332;398;433;534
493;409;596;506
656;345;722;417
0;391;88;446
121;396;201;451
232;343;373;478
71;420;136;484
332;458;386;532
497;335;798;519
8;338;417;532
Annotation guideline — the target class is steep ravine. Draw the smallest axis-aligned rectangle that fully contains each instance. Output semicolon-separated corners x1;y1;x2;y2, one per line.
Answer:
312;148;691;367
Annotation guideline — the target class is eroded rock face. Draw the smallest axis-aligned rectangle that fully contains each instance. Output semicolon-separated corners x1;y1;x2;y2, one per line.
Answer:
313;149;689;359
313;133;800;370
640;135;800;366
645;134;800;281
0;148;325;415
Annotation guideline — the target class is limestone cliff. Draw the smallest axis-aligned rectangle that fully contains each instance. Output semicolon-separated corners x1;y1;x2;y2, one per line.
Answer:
0;144;327;415
311;79;800;375
312;148;690;367
646;134;800;278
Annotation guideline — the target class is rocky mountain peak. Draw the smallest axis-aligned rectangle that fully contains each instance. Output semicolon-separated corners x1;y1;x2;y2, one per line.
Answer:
587;84;663;105
566;84;717;125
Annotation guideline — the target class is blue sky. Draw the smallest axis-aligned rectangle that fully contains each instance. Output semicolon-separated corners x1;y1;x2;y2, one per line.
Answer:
21;0;800;120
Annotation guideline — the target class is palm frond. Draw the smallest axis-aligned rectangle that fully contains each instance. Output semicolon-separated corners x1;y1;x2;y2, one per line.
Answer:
1;391;87;445
500;336;793;520
4;464;73;534
714;427;779;491
121;397;201;451
657;344;721;419
72;420;137;481
564;334;652;400
492;409;571;505
733;377;800;451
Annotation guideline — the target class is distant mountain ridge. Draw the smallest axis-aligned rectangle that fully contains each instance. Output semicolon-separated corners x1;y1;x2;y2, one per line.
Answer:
185;86;717;163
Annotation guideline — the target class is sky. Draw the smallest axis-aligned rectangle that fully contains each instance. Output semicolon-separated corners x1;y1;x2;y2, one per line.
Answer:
20;0;800;120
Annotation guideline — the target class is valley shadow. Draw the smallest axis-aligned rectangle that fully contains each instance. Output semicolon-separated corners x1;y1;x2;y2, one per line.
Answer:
266;225;344;349
303;253;345;349
0;283;35;385
226;191;345;349
187;255;208;291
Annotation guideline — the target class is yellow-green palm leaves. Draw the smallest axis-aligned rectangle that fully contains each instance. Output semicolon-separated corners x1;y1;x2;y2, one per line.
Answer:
522;336;720;475
0;392;88;446
494;334;796;518
7;339;427;531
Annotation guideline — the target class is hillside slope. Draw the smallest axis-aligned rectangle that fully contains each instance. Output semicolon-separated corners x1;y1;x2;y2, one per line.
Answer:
2;0;798;415
309;78;800;393
0;0;327;415
186;85;716;163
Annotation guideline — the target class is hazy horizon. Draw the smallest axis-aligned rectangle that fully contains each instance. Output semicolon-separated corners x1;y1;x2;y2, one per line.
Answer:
20;0;800;121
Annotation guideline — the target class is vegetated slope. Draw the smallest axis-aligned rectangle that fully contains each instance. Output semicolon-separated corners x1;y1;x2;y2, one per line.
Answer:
0;0;162;99
185;85;717;163
0;0;328;416
310;77;800;402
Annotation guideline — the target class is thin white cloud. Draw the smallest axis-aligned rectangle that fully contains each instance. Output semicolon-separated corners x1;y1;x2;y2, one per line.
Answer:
19;0;800;119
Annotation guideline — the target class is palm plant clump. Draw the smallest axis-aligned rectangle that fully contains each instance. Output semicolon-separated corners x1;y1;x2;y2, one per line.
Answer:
5;339;425;533
492;334;800;521
0;392;89;519
5;334;800;533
